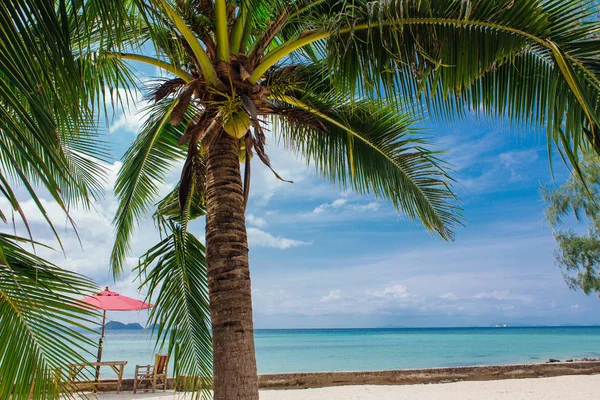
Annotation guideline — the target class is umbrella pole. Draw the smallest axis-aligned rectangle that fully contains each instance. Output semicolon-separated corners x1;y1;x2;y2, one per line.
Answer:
95;310;106;382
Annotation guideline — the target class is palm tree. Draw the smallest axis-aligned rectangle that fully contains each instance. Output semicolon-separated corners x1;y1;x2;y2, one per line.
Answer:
35;0;600;399
0;1;122;398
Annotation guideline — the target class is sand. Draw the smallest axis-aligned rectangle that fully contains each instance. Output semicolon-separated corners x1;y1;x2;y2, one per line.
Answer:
93;374;600;399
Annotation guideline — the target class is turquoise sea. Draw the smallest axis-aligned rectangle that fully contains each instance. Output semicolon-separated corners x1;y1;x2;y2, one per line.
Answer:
88;326;600;378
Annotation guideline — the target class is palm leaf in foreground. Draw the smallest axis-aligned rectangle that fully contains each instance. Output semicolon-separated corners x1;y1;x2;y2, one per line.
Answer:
0;234;98;400
1;3;112;398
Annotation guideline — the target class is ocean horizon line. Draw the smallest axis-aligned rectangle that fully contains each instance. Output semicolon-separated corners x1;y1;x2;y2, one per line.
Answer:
98;324;600;331
255;325;600;331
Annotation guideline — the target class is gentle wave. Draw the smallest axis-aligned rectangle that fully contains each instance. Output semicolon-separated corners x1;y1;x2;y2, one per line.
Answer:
84;326;600;378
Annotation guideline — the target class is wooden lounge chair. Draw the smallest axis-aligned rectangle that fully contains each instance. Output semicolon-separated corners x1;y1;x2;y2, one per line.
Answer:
133;354;168;393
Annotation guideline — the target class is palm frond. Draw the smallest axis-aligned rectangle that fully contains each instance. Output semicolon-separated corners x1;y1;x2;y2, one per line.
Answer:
270;90;462;239
0;234;98;400
252;0;600;171
154;171;207;232
136;221;212;399
112;98;193;276
0;1;121;250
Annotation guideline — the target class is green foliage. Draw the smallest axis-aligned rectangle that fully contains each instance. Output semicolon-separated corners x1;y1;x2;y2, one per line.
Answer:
98;1;600;396
137;177;210;398
0;2;109;398
543;153;600;294
113;94;210;397
254;0;600;171
136;221;212;399
0;234;98;400
0;0;113;243
112;98;193;276
269;68;461;238
7;0;600;397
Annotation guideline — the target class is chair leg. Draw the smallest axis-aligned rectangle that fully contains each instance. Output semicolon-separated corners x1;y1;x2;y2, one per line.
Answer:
152;376;156;393
133;378;137;394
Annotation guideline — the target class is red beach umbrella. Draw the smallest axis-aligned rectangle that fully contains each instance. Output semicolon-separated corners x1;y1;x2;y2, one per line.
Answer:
80;286;152;379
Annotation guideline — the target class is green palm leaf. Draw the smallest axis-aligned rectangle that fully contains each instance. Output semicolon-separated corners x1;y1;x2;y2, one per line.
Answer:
0;0;116;230
251;0;600;168
136;220;212;399
41;1;600;399
271;91;461;239
112;98;193;275
0;4;116;399
0;234;98;400
155;181;207;229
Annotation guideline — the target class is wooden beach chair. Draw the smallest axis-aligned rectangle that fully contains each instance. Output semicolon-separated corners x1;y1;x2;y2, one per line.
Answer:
133;354;168;393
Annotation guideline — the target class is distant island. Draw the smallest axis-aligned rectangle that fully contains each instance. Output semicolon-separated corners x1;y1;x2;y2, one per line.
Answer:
105;321;144;330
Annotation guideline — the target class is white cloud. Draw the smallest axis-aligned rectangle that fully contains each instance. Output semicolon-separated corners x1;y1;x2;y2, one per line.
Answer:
246;214;268;228
367;284;412;300
435;128;546;195
473;290;532;304
247;227;311;249
436;130;498;172
247;129;317;205
349;202;380;212
499;150;539;168
571;304;580;310
438;292;458;300
313;198;347;214
331;199;347;207
252;289;303;315
499;149;539;182
248;228;594;325
311;198;380;216
108;89;149;135
320;290;343;303
0;160;179;285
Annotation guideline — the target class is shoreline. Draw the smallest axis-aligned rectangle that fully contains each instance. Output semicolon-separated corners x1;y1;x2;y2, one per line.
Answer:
260;375;600;399
258;360;600;389
92;375;600;399
85;360;600;392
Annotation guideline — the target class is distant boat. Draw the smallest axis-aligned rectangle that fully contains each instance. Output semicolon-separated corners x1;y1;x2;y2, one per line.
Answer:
495;324;509;328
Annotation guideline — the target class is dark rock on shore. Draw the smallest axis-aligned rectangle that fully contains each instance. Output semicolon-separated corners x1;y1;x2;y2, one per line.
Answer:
546;357;599;363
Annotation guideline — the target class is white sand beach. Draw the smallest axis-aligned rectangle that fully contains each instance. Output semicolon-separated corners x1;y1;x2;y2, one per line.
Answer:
93;374;600;400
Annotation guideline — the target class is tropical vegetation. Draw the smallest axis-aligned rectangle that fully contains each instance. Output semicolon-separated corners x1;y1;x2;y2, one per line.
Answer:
2;0;600;399
0;1;111;398
544;152;600;294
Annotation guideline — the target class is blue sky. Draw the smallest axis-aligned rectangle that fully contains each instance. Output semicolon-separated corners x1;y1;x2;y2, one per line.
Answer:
5;63;600;329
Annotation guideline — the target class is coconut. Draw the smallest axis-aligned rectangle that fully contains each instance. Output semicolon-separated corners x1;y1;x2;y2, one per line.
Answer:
223;110;251;139
238;138;253;163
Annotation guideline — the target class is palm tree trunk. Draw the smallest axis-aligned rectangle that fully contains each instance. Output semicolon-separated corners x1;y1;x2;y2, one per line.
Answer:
205;131;259;400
